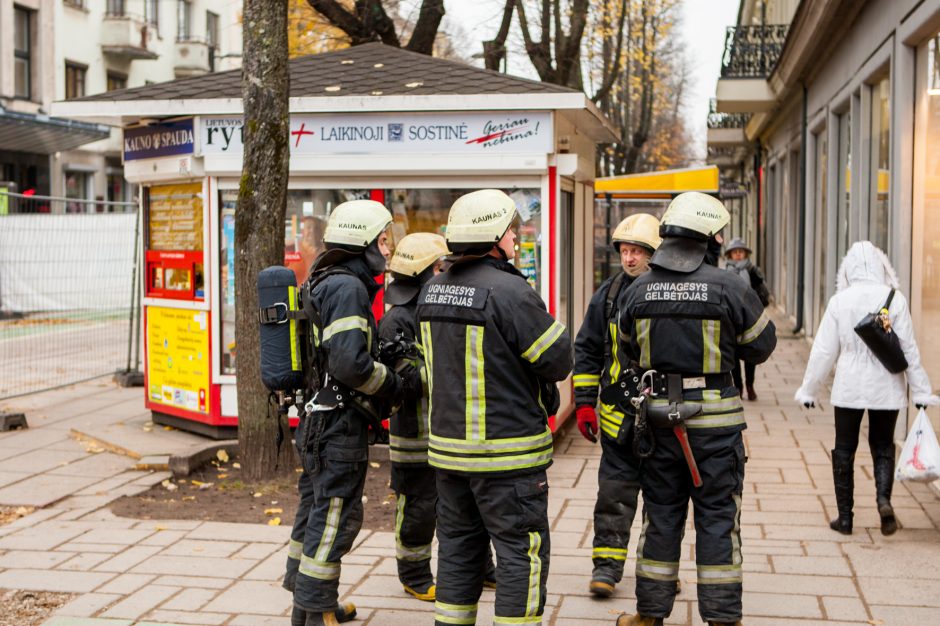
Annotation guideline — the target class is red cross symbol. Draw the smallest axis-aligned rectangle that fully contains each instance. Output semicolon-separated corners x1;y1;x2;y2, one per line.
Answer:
291;123;314;147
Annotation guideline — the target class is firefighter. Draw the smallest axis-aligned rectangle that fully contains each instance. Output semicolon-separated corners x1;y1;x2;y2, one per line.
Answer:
284;200;421;626
573;213;661;598
416;189;572;626
379;232;449;602
615;192;777;626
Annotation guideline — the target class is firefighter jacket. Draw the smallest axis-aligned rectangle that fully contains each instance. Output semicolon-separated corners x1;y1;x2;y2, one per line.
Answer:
416;256;573;474
307;255;400;411
377;299;430;465
618;262;777;432
573;272;633;440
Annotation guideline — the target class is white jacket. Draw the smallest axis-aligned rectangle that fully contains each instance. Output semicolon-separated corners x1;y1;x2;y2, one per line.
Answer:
795;241;938;410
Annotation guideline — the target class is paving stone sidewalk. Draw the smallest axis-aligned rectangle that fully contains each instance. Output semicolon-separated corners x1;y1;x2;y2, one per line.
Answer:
1;319;939;625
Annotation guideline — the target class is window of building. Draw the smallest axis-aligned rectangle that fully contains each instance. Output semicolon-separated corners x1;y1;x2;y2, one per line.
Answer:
869;77;890;252
14;6;32;100
106;0;125;16
63;0;85;9
814;129;828;326
65;62;87;100
177;0;192;41
206;11;220;71
106;71;127;92
836;110;852;261
64;170;92;213
144;0;159;33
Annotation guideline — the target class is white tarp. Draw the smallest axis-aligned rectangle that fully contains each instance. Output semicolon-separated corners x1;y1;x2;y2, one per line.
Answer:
0;213;136;312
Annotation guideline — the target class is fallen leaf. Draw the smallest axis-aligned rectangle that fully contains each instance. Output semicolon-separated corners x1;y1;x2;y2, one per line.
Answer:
369;462;380;468
197;482;214;490
193;546;204;552
268;517;282;526
233;462;241;469
253;492;263;498
217;474;228;479
217;449;230;463
270;500;279;505
868;621;884;625
191;480;207;487
153;525;167;531
264;508;283;515
161;480;178;492
182;496;196;501
163;425;175;431
361;495;368;505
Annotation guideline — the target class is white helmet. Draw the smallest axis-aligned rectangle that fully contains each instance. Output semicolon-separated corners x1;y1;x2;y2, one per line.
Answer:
658;192;729;240
612;213;662;253
388;233;449;277
323;200;392;250
445;189;517;253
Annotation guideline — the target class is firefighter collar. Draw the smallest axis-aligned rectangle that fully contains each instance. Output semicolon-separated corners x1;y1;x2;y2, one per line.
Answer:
650;237;708;273
385;278;420;306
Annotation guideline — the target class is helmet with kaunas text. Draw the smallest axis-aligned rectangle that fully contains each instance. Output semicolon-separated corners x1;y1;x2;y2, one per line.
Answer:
659;192;730;240
612;213;662;253
323;200;392;250
388;233;450;277
445;189;518;253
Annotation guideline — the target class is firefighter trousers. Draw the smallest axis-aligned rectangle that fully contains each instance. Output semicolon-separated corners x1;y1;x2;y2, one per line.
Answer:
284;408;369;613
391;464;437;591
434;469;550;626
592;433;641;583
634;429;746;623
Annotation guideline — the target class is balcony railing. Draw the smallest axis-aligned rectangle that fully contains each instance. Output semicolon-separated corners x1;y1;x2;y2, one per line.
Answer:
720;24;789;79
707;99;752;129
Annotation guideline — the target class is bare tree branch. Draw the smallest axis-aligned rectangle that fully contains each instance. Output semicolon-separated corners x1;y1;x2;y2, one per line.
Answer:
515;0;554;81
483;0;515;71
307;0;368;43
357;0;401;47
592;0;628;104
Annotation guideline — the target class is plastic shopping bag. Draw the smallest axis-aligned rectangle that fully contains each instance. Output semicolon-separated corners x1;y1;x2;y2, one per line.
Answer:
895;408;940;483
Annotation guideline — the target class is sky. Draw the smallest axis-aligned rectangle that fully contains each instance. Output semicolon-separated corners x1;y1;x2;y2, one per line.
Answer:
439;0;741;159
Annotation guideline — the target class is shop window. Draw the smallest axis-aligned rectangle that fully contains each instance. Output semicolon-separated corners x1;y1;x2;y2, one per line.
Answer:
145;0;159;34
814;129;828;326
559;189;575;329
64;170;91;212
145;183;204;301
65;62;87;100
14;6;32;100
106;0;125;16
206;11;220;71
869;77;890;252
64;0;85;9
836;110;852;261
107;71;127;92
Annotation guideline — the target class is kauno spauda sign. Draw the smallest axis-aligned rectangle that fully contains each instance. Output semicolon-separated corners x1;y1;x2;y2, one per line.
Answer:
199;112;553;156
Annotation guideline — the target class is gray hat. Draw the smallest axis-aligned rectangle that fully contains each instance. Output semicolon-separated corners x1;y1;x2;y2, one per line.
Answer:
725;238;751;255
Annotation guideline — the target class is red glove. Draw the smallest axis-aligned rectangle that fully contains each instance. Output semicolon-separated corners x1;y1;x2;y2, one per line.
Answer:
576;405;598;443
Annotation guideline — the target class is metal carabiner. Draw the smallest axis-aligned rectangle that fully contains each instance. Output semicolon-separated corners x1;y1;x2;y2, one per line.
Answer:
640;369;659;397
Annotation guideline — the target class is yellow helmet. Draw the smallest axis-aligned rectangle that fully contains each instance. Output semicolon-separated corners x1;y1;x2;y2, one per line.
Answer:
445;189;517;253
388;233;450;277
659;192;729;240
323;200;392;250
612;213;662;253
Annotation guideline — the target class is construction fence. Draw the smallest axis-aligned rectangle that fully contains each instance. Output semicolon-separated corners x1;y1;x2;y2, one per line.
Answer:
0;191;140;400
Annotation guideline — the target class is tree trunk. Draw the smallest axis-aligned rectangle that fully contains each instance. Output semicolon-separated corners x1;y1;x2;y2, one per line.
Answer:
236;0;295;481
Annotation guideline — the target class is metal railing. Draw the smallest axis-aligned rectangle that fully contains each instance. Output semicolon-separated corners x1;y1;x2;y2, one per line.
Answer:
707;99;752;129
0;191;140;400
720;24;789;79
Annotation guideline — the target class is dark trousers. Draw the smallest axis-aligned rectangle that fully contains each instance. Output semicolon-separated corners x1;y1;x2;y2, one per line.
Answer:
434;469;550;626
833;406;899;455
284;409;369;613
592;433;641;582
635;429;746;623
731;360;756;392
391;463;437;590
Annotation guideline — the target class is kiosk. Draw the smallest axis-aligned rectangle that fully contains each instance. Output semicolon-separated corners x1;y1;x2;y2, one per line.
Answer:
53;43;617;437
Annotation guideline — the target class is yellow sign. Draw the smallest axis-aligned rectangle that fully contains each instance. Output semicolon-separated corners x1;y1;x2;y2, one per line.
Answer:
147;306;210;414
148;182;204;251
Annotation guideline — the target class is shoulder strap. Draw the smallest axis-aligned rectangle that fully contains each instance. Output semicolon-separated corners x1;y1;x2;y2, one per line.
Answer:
883;288;895;311
604;273;626;321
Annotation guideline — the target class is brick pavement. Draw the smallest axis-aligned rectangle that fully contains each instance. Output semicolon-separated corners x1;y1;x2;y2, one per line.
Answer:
1;320;939;625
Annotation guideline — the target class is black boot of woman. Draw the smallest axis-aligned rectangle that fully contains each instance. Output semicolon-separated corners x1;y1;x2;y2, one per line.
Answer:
829;449;855;534
872;447;898;535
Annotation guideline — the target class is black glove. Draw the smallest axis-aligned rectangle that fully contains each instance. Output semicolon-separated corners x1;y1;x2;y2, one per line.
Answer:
803;402;815;409
398;364;423;403
916;403;927;410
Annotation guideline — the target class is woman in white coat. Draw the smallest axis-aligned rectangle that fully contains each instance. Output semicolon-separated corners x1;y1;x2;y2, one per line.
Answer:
795;241;938;536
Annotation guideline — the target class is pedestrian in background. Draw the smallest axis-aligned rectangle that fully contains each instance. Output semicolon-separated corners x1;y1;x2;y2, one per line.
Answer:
724;238;770;401
795;241;939;537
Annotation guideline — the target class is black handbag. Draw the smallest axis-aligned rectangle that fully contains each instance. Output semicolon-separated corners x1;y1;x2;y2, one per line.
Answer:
853;289;909;374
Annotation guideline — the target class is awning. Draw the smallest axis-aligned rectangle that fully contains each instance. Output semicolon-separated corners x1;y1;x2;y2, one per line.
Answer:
595;166;720;197
0;106;111;154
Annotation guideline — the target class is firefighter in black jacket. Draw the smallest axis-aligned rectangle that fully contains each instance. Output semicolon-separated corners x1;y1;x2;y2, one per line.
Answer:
573;213;661;598
615;193;777;626
417;189;573;626
284;200;420;626
378;232;449;602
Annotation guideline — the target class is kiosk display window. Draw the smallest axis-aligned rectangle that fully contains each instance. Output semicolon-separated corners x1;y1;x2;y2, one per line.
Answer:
218;186;541;375
145;182;205;300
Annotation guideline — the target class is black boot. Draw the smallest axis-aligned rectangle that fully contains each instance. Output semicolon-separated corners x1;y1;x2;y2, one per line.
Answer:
829;449;854;535
872;447;898;536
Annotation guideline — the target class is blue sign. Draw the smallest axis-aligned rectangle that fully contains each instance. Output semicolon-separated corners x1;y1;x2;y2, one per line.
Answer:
124;119;194;161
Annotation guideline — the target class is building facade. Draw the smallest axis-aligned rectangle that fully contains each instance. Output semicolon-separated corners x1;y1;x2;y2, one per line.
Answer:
709;0;940;436
0;0;242;206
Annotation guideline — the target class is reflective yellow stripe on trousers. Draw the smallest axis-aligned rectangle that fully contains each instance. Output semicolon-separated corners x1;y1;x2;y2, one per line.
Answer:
299;497;342;580
435;601;477;625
